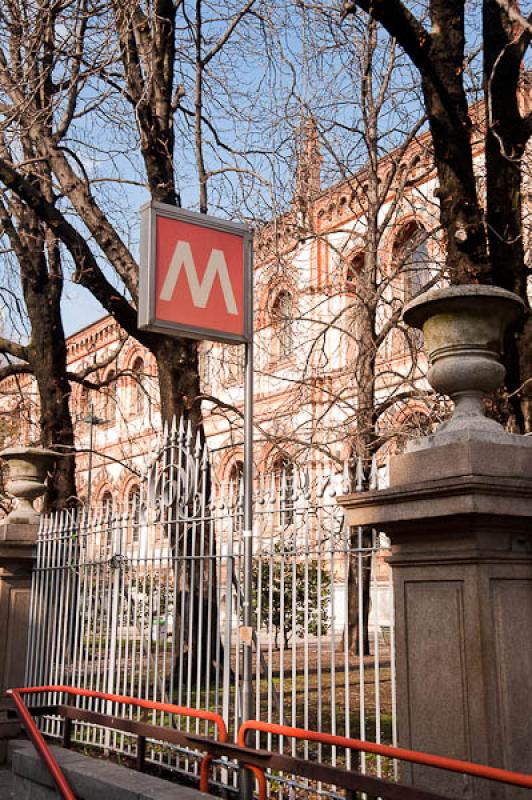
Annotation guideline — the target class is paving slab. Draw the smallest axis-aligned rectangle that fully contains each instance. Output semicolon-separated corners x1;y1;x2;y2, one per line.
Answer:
0;766;18;798
9;740;211;800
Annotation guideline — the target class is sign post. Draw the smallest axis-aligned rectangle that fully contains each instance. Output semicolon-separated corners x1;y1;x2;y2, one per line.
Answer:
138;201;254;798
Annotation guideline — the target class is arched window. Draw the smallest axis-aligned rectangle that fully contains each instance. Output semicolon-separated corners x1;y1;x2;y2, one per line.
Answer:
79;385;89;417
100;490;114;542
228;460;244;489
131;357;145;416
346;252;364;291
127;483;141;543
101;490;113;514
273;456;295;527
228;460;244;528
393;224;432;302
101;371;116;423
272;291;294;360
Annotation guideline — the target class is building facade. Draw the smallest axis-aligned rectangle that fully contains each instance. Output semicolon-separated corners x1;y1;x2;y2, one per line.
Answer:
4;108;529;509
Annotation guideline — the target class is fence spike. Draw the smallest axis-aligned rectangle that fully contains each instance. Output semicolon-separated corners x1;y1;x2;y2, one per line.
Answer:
326;462;336;497
355;456;364;492
194;429;202;458
292;467;299;500
303;466;311;500
269;469;277;502
257;472;266;504
342;460;351;494
369;453;378;490
177;414;185;443
316;462;325;498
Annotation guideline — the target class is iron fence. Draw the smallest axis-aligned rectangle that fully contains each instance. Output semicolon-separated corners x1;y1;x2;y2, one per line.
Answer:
25;419;396;796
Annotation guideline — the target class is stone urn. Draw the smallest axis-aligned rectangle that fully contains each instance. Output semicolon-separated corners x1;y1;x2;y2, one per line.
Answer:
0;447;60;524
403;284;526;446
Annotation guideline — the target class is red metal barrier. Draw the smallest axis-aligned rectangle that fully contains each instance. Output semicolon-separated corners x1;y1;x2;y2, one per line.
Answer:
9;687;532;800
238;720;532;800
8;685;228;800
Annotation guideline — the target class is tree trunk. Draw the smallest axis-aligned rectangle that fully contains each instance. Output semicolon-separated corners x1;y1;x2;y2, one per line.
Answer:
483;0;531;432
23;261;77;510
347;531;372;657
154;337;202;431
418;0;489;283
11;188;78;510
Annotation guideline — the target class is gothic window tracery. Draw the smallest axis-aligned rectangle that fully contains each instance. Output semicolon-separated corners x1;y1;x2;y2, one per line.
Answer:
127;483;141;543
131;357;145;416
273;455;295;527
393;223;432;302
271;290;294;360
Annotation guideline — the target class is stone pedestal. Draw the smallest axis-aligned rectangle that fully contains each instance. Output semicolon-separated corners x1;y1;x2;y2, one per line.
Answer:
0;522;38;692
0;522;38;762
339;435;532;799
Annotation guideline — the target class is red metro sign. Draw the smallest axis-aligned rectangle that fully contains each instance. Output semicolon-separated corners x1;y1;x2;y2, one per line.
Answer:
138;202;252;343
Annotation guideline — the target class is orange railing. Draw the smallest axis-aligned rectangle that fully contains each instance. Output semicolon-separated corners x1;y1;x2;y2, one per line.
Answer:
237;720;532;800
8;687;532;800
7;685;228;800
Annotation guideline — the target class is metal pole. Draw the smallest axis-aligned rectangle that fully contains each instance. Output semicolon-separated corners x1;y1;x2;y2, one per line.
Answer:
240;266;254;800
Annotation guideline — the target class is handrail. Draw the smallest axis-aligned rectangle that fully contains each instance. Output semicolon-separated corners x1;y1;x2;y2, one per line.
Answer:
9;688;532;800
8;688;75;800
238;720;532;800
8;685;228;800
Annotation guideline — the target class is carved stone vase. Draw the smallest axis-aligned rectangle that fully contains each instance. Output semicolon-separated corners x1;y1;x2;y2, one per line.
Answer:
403;284;525;447
0;447;59;524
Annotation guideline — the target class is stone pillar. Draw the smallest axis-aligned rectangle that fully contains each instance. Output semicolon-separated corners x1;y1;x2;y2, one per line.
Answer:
0;447;58;761
0;521;38;692
339;287;532;799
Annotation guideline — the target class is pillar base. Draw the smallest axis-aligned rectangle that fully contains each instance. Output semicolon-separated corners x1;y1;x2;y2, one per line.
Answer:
339;437;532;799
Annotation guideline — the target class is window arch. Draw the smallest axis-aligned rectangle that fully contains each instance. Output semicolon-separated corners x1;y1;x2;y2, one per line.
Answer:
131;356;145;416
100;489;113;511
227;460;244;528
393;223;432;302
99;490;114;539
346;252;364;291
101;370;116;423
271;290;294;360
228;460;244;489
127;483;141;543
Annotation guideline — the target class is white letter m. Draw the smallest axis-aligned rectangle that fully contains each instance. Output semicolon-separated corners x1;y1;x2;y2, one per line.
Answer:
159;241;238;315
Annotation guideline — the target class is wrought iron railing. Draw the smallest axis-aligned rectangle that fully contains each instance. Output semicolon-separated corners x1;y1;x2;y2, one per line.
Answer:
25;420;394;797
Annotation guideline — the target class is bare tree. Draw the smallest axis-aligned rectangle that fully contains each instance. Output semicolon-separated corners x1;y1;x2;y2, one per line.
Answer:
198;9;444;653
0;0;267;681
0;0;264;513
341;0;532;431
0;0;260;433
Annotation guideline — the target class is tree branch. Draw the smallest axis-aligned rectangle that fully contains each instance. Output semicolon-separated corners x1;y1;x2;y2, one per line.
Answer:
201;0;256;66
0;336;29;361
493;1;532;35
341;0;432;77
0;361;32;381
0;155;145;343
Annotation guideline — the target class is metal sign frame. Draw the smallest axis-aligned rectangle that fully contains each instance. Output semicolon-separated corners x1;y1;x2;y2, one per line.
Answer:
137;202;255;800
138;200;252;344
